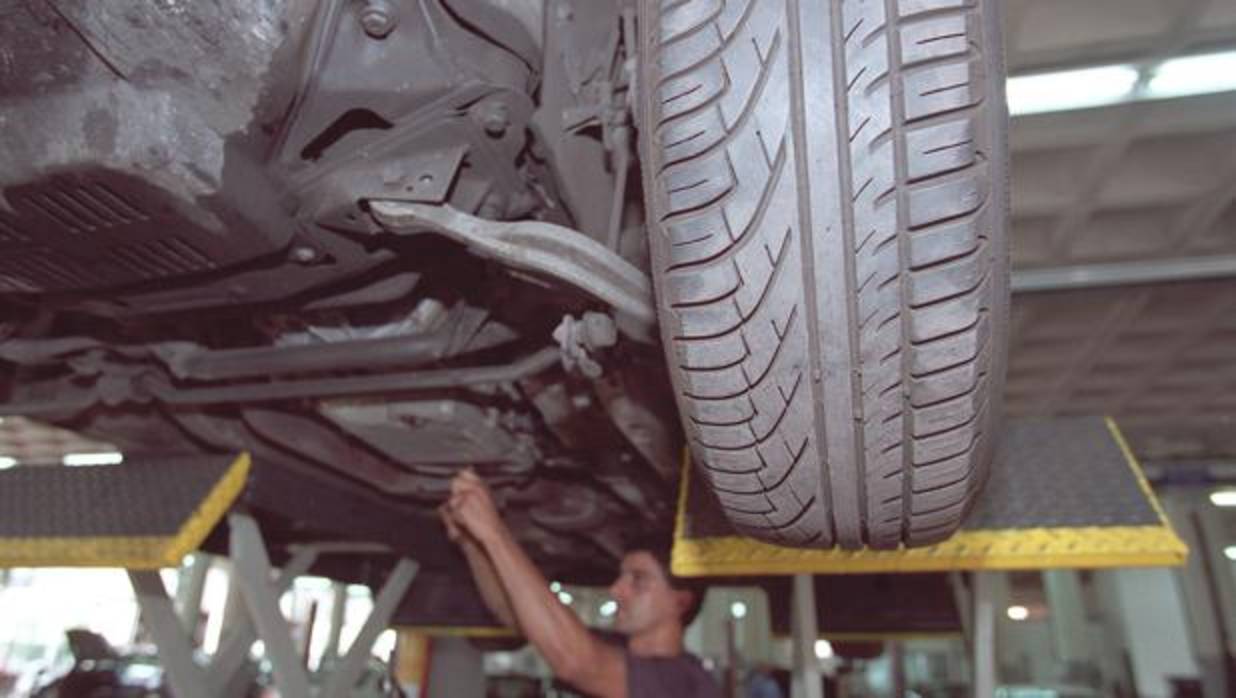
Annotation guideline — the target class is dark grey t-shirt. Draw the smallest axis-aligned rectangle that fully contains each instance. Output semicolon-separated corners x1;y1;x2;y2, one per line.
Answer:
625;651;722;698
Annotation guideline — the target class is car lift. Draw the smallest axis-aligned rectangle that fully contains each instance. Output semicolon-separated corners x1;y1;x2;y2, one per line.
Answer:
672;416;1188;698
0;453;418;698
0;416;1188;698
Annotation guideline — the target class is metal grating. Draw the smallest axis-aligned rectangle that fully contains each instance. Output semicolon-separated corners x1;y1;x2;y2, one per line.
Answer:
0;251;89;292
14;182;148;236
0;176;229;292
0;215;29;244
107;237;217;278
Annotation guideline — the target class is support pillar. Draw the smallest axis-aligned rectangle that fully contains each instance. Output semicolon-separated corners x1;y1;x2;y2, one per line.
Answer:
176;554;211;639
1043;569;1097;684
130;570;212;698
229;514;314;698
127;513;416;698
790;574;823;698
323;582;348;661
321;558;418;698
425;636;485;698
973;572;997;698
1163;491;1236;698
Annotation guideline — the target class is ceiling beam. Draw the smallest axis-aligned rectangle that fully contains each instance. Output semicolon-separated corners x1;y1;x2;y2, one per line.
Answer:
1012;255;1236;293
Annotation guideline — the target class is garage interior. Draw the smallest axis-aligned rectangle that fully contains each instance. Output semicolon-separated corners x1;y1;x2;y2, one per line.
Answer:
2;0;1236;697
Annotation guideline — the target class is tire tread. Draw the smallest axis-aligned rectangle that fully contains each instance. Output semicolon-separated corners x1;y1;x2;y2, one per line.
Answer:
641;0;1006;548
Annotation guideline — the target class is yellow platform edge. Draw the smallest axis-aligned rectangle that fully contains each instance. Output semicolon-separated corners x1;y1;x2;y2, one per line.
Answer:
0;452;251;570
672;420;1188;577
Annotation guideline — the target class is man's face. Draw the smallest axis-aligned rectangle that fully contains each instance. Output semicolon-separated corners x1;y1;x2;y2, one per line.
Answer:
608;551;685;636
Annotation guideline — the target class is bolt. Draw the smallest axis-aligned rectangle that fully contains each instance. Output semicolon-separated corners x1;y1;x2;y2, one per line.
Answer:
359;0;397;38
478;102;510;137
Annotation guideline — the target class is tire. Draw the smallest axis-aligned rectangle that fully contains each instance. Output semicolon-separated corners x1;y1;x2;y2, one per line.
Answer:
637;0;1009;548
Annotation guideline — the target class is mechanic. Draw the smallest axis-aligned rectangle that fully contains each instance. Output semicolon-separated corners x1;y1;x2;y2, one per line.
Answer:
440;468;721;697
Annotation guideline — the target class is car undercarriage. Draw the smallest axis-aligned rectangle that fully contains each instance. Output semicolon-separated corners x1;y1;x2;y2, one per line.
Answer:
0;0;681;577
0;0;1009;573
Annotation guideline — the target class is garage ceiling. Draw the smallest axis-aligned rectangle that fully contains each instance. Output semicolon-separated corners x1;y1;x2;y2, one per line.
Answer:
1006;0;1236;73
1004;0;1236;462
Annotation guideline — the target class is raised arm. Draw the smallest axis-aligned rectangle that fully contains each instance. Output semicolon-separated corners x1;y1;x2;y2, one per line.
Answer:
446;470;627;698
440;503;519;630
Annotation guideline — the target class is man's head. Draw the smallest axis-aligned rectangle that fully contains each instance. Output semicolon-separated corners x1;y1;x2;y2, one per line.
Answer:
608;533;707;637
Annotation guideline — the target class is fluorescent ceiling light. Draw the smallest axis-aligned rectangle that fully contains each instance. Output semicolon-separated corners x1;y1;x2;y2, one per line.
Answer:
1148;50;1236;99
1225;546;1236;561
814;640;834;660
1008;49;1236;117
549;581;562;593
1210;490;1236;507
0;456;16;469
1007;605;1030;621
63;451;124;467
730;601;748;619
557;591;574;605
600;600;617;617
1007;65;1139;115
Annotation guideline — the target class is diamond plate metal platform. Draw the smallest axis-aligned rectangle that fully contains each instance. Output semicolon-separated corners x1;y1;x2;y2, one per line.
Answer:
0;453;249;569
672;417;1187;576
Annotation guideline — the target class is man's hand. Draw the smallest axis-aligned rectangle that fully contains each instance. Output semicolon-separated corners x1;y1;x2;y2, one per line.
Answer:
440;468;625;697
440;468;520;630
446;468;508;547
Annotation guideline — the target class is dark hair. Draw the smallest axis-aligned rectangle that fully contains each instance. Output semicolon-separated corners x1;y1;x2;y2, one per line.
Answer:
625;532;709;627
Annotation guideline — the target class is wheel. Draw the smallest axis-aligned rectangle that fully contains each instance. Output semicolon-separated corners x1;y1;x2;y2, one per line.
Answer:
637;0;1009;548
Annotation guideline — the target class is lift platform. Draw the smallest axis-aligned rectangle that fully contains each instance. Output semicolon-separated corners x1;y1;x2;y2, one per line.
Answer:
0;416;1191;698
672;416;1187;576
0;453;249;569
673;415;1188;698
